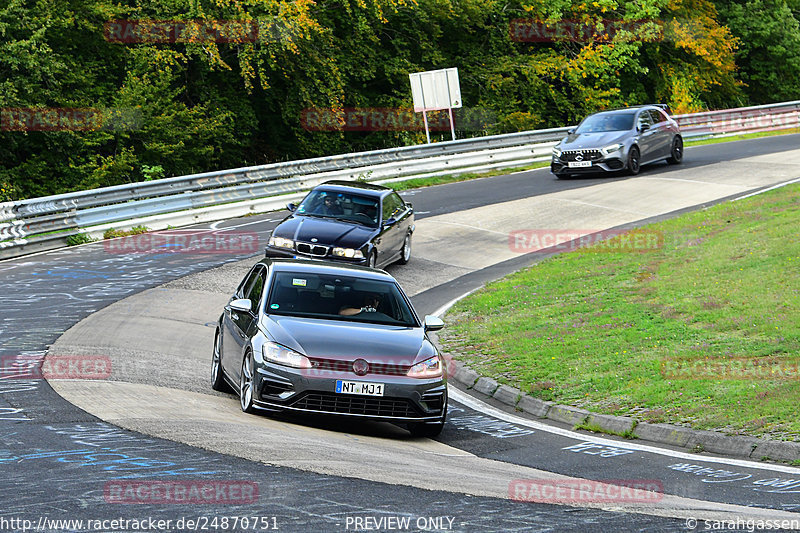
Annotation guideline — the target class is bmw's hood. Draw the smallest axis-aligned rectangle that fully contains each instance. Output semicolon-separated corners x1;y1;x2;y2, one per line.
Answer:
273;216;374;248
559;132;628;150
263;315;429;363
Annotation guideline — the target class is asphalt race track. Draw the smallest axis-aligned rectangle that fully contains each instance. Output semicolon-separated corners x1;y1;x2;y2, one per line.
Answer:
2;135;800;532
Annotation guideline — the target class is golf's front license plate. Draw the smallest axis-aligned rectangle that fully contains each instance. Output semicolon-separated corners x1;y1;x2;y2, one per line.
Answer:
336;380;384;396
568;161;592;168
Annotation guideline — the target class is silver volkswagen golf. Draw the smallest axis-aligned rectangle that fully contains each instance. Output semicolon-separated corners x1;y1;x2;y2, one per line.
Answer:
211;258;448;437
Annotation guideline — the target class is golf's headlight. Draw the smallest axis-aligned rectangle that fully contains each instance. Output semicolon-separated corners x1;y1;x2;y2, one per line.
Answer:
332;247;365;259
263;342;310;368
269;236;294;250
552;147;562;158
601;143;623;156
407;356;443;378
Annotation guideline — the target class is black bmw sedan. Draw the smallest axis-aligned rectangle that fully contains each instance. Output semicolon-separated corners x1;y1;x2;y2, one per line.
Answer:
550;105;683;178
211;258;448;437
265;181;414;269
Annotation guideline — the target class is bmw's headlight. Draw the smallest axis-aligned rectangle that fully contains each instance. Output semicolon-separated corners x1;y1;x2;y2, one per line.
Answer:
269;236;294;250
332;247;365;259
601;143;623;156
407;356;443;379
263;342;311;369
552;147;562;158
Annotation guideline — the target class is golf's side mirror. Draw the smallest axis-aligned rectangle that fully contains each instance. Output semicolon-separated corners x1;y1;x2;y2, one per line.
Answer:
424;315;444;332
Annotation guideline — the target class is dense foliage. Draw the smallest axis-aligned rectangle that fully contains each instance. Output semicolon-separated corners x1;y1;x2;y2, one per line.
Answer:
1;0;798;200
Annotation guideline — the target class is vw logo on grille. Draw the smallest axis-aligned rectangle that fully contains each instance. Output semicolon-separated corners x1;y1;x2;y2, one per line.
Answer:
575;154;584;161
353;359;369;376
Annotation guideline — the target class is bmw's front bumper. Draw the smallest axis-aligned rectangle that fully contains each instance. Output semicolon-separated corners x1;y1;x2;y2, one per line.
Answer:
264;245;370;266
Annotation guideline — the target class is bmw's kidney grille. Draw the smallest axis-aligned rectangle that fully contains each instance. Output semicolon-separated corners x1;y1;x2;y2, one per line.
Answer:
290;392;421;418
561;149;603;162
296;242;329;256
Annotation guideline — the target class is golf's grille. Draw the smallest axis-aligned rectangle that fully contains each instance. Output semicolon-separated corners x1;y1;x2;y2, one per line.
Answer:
308;357;411;376
290;392;420;418
561;149;603;162
295;242;329;256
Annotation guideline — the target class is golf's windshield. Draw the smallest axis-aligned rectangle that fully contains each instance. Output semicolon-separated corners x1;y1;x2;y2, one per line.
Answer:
266;271;418;327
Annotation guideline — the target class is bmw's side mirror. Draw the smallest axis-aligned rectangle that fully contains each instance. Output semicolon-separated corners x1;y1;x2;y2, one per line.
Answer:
228;298;252;313
287;202;297;212
424;315;444;332
639;123;650;132
383;218;396;228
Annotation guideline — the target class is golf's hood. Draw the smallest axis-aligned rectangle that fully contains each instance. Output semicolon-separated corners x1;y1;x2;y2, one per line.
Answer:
263;315;431;365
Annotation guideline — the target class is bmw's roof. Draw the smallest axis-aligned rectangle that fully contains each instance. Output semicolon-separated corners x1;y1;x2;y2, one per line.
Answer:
313;180;392;196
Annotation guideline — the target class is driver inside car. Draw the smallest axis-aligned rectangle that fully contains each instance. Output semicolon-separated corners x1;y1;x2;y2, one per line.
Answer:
318;195;344;216
339;293;382;316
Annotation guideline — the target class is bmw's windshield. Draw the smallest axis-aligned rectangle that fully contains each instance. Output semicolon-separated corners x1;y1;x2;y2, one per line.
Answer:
296;190;380;227
575;113;634;133
266;271;418;327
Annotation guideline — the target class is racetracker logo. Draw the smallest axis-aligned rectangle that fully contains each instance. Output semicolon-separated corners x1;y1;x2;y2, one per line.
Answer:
104;20;261;43
509;479;663;503
508;229;663;254
104;480;258;504
1;108;142;131
661;358;800;380
300;107;496;132
509;18;662;42
103;231;260;255
0;355;111;380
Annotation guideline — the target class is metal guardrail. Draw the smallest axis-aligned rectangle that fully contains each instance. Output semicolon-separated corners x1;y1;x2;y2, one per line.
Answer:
675;100;800;139
2;100;799;260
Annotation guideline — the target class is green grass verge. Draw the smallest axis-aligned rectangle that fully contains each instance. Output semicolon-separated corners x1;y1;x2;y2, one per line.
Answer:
441;184;800;440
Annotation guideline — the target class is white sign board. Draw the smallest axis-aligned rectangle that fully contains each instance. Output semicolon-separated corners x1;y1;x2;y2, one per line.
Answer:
409;68;462;112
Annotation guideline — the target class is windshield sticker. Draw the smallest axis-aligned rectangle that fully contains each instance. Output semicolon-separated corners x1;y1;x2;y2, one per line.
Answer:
292;278;307;287
270;304;280;309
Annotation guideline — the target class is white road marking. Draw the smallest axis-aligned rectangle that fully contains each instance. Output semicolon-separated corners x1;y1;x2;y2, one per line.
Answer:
733;176;800;201
429;220;510;237
210;218;273;230
552;197;653;217
449;388;800;474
